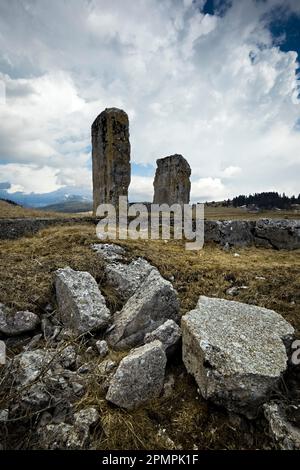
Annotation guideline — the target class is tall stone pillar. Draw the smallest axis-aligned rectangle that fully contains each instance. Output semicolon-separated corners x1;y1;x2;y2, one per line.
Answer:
153;154;191;205
92;108;131;214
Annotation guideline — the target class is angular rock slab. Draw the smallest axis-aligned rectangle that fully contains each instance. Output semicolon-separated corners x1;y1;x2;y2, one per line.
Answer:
144;319;181;357
106;341;167;409
182;296;294;417
0;304;39;336
107;269;180;350
105;257;158;300
55;267;110;334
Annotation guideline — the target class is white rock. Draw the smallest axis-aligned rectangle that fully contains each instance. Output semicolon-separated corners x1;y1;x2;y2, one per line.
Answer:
106;341;166;409
95;340;109;358
107;270;180;350
55;267;110;334
144;319;181;356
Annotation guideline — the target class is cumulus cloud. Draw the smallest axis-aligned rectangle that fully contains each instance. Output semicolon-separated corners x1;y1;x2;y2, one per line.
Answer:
0;0;299;201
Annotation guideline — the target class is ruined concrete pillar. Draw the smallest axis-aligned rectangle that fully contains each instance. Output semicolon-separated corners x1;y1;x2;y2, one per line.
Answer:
92;108;131;213
153;154;191;205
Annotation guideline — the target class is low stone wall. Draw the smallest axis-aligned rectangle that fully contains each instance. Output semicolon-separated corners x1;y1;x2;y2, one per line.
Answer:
0;216;299;249
0;217;96;240
204;219;300;250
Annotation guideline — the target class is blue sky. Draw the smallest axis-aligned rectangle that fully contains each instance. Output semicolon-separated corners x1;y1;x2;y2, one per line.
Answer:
0;0;299;203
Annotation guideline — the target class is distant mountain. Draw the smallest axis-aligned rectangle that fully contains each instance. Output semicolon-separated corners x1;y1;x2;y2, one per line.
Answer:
40;200;92;213
0;183;92;208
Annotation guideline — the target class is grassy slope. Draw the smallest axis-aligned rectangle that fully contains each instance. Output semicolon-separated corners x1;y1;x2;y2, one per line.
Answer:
0;224;299;450
0;200;85;219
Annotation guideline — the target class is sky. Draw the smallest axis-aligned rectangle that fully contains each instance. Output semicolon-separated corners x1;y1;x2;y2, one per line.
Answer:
0;0;299;203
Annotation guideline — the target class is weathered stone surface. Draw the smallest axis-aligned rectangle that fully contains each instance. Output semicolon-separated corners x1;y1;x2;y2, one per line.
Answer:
107;269;180;350
204;220;255;247
0;304;39;336
91;243;126;262
55;267;110;334
254;219;300;250
144;319;181;356
96;340;109;358
106;341;166;409
153;154;191;205
182;296;294;417
105;257;158;300
264;402;300;450
92;107;131;212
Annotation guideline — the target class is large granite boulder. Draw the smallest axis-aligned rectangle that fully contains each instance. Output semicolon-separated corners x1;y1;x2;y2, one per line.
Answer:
106;341;166;409
0;304;39;336
55;267;110;335
107;269;180;350
92;107;131;212
182;296;294;417
153;154;191;205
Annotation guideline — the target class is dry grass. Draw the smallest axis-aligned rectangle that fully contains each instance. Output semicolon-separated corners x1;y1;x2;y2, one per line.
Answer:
0;200;83;219
0;223;299;450
204;205;300;220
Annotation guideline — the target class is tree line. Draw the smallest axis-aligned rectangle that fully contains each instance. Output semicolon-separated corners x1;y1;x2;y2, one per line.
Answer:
229;192;300;209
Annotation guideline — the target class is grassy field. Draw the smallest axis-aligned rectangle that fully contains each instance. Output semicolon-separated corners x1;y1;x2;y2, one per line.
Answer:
1;199;300;220
0;223;299;449
204;205;300;220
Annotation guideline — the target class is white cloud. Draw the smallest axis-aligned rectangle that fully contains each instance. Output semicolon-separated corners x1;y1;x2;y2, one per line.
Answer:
129;175;154;202
1;164;60;194
0;0;299;201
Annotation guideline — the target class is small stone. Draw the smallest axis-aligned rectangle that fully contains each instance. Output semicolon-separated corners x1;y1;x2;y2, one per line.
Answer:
91;243;126;262
23;333;43;351
0;409;9;422
95;340;108;358
0;305;40;336
144;319;181;356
